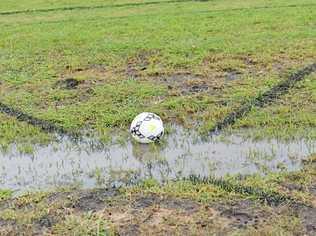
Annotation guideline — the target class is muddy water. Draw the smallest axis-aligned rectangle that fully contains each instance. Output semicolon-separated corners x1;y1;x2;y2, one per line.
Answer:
0;127;315;194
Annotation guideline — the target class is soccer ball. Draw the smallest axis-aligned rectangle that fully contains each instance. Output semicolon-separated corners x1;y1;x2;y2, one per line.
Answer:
130;112;164;144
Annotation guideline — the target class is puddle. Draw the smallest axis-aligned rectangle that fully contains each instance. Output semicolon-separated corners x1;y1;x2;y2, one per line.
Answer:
0;126;315;194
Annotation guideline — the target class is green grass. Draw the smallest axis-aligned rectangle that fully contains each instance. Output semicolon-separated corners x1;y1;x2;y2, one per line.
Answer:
233;73;316;139
0;113;51;152
0;0;315;144
125;178;240;202
0;2;315;233
0;189;12;200
0;0;174;12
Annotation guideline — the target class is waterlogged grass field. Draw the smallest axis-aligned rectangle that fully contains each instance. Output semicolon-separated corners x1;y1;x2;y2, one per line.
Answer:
0;0;316;235
1;0;316;143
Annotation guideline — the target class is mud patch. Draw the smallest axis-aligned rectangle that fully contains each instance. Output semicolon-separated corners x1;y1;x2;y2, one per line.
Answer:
290;205;316;235
0;219;16;227
52;66;116;107
159;197;199;212
0;189;121;235
132;194;199;212
149;73;221;95
55;78;83;90
35;214;57;228
72;188;118;212
1;190;316;235
0;216;53;235
117;224;141;236
59;65;112;88
203;53;264;76
132;194;161;209
299;207;316;234
108;194;225;235
280;182;305;192
225;69;242;81
217;200;268;229
126;50;160;78
0;219;16;236
309;185;316;196
44;192;71;206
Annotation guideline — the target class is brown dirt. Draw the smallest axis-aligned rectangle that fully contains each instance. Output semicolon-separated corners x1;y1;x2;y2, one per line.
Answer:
215;199;269;230
108;194;228;236
50;65;115;108
296;206;316;234
71;188;118;212
280;182;305;192
156;73;214;95
138;72;227;97
309;185;316;196
225;69;242;81
273;203;316;236
56;65;113;90
125;50;160;78
55;78;83;90
1;189;316;235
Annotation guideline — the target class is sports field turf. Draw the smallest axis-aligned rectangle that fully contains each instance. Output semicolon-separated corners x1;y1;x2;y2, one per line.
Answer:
1;0;316;144
0;0;315;235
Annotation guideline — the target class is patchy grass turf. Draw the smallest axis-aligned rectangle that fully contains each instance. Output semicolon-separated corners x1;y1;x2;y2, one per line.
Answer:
0;155;315;235
233;73;316;140
0;113;51;152
0;0;316;146
0;0;316;234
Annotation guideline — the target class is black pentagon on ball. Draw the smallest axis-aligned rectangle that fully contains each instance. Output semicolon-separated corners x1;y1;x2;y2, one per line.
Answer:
157;131;164;138
143;113;160;121
147;131;164;142
144;114;153;121
131;121;145;139
147;135;156;141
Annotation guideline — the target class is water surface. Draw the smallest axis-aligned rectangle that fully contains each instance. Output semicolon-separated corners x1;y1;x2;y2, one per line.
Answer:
0;127;315;194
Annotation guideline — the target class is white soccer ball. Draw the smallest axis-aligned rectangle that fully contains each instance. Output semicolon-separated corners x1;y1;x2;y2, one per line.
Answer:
130;112;164;144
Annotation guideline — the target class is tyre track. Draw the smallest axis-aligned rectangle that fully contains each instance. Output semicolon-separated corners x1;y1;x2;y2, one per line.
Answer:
0;0;206;16
210;63;316;134
0;1;315;16
0;102;79;139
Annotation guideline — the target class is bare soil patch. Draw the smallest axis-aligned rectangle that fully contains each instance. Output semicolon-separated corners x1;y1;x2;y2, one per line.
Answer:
1;187;316;235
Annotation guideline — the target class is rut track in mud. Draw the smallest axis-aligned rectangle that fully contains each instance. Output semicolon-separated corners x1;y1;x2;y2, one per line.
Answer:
210;63;316;134
0;102;80;139
2;3;316;30
1;67;315;205
0;64;315;140
0;0;209;16
0;1;315;16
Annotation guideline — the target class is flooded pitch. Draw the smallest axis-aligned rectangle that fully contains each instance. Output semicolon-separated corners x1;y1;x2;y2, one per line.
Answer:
0;126;315;194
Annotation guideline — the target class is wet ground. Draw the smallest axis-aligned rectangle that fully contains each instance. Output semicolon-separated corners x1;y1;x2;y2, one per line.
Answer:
1;181;316;235
0;126;314;194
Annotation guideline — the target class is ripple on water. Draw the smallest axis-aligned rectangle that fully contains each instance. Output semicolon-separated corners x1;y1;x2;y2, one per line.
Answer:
0;126;315;194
